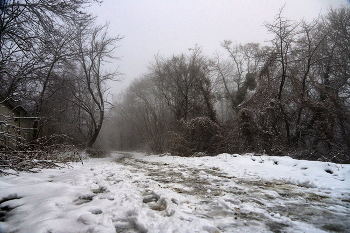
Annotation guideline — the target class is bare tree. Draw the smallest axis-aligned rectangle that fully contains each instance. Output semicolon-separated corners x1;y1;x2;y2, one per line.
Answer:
264;6;299;100
74;23;122;147
31;27;79;140
211;41;266;117
262;6;300;143
107;47;218;154
152;47;216;122
0;0;94;97
235;6;350;162
0;0;97;143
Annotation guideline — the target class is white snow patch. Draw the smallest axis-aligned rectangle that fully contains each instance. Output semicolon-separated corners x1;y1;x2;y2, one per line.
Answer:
0;152;349;232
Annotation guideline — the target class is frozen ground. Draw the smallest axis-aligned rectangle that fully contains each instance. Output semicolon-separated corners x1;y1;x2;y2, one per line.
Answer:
0;152;349;233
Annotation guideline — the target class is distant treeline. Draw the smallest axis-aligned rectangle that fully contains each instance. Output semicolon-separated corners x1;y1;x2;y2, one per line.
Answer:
101;6;350;163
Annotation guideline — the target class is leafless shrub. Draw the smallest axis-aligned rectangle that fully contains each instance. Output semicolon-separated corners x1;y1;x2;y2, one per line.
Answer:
0;134;84;175
166;117;223;156
166;131;192;157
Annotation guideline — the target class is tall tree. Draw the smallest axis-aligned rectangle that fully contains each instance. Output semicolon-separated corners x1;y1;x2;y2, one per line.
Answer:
0;0;94;98
263;6;300;143
0;0;97;143
152;47;216;122
74;23;122;147
212;41;265;117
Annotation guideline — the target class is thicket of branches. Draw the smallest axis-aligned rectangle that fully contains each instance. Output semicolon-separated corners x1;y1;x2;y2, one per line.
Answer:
104;7;350;163
0;0;121;172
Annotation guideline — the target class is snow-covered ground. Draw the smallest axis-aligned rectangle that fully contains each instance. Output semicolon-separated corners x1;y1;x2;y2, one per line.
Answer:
0;152;349;233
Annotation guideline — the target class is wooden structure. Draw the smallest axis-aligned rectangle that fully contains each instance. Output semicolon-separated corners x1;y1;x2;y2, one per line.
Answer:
0;95;35;149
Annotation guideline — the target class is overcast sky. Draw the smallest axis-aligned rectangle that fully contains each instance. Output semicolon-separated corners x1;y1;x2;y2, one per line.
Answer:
90;0;350;95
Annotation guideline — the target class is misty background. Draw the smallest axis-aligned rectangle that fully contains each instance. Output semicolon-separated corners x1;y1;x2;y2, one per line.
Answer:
1;0;350;167
91;0;350;94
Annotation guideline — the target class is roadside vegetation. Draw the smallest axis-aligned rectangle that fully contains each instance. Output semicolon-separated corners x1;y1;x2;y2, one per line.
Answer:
1;3;349;175
104;6;350;164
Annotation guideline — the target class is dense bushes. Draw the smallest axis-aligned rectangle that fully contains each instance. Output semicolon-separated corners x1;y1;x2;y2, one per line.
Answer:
166;117;223;156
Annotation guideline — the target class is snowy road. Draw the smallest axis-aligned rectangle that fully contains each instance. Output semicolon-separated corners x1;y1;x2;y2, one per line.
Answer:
1;152;350;232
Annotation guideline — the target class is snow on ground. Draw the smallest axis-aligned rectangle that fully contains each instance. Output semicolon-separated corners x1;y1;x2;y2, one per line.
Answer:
0;152;349;233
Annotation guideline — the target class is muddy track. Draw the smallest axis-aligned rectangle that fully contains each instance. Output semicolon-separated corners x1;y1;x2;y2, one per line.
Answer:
115;154;350;233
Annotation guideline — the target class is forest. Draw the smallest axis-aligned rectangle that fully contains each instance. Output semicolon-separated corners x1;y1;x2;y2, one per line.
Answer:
0;0;121;159
101;6;350;163
1;0;349;167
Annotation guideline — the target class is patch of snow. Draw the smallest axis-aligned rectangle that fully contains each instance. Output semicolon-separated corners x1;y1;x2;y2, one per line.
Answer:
0;152;349;232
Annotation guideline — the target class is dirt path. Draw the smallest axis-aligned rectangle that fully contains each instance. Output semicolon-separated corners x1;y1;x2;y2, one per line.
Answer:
1;153;349;233
115;152;350;233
